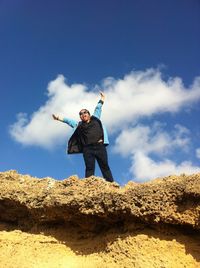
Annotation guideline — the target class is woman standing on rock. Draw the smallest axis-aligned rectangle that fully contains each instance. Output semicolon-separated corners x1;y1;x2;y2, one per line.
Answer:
52;92;114;182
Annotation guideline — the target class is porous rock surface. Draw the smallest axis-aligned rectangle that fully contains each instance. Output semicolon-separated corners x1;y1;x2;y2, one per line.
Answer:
0;170;200;231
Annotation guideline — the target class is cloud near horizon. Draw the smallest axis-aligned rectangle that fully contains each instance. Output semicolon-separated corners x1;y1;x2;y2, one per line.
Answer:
131;152;200;182
9;68;200;181
113;123;200;181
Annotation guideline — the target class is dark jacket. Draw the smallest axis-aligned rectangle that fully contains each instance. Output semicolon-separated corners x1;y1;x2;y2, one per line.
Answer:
63;100;109;154
68;116;104;154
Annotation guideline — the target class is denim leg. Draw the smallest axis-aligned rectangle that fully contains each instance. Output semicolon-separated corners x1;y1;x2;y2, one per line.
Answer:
95;145;114;182
83;146;95;177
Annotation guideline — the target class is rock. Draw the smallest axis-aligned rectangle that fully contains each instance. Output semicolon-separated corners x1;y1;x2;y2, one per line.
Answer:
0;171;200;231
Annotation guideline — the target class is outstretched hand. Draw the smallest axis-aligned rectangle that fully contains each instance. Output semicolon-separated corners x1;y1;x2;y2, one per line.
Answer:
99;91;105;102
52;114;58;120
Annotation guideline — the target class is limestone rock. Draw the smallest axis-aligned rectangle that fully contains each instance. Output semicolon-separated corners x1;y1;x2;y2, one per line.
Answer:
0;170;200;231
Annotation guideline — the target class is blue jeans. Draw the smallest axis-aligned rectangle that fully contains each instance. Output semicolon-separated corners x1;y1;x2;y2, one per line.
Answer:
83;144;114;182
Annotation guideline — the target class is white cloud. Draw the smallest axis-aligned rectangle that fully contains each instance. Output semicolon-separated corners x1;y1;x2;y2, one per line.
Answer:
130;152;200;182
9;69;200;148
114;123;200;182
103;69;200;130
113;123;190;157
196;148;200;159
10;75;98;148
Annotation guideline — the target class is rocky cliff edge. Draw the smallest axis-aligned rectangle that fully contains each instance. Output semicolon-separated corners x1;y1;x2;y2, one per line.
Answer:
0;170;200;232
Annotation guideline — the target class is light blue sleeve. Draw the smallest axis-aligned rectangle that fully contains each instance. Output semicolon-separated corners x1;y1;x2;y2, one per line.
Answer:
93;100;109;145
93;100;103;119
102;124;109;145
63;118;78;128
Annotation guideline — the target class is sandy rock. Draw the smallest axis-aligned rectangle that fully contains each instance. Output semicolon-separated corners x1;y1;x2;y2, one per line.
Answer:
0;170;200;267
0;171;200;231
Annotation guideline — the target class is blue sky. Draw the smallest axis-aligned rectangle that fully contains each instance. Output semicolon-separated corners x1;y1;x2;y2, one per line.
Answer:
1;0;200;185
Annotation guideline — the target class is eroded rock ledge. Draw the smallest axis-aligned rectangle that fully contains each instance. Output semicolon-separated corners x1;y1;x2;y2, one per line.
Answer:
0;170;200;231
